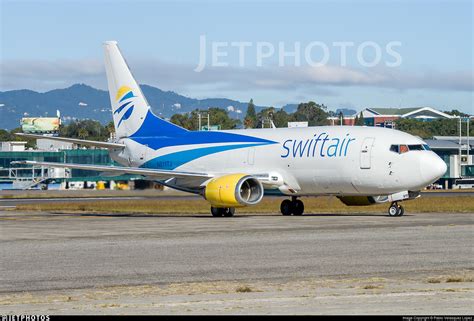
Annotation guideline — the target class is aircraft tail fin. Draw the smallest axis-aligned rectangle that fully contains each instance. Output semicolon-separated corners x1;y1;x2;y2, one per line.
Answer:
103;41;186;139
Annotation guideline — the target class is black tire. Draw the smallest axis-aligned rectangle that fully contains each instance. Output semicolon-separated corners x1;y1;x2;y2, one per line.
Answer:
396;205;405;216
280;199;293;216
223;207;235;217
211;207;223;217
388;204;398;216
293;199;304;216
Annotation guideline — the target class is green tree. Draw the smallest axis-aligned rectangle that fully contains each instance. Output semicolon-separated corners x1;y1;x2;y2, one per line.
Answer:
170;113;194;130
395;118;473;139
289;101;329;126
78;128;89;140
0;129;12;141
355;113;365;126
208;107;240;130
444;109;470;117
170;108;240;131
338;112;345;125
105;121;115;136
254;106;291;128
60;120;109;141
273;108;290;128
244;99;257;128
10;127;36;148
256;107;275;128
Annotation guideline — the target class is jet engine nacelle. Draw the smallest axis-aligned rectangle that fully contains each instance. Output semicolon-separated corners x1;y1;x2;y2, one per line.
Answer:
204;174;264;207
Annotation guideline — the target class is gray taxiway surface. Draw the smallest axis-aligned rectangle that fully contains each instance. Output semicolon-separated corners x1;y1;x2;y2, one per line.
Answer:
0;211;472;293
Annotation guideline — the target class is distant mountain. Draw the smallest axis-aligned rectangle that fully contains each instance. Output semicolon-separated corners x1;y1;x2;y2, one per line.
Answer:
0;84;262;130
0;84;110;129
335;108;357;116
0;84;345;130
140;85;251;119
281;104;299;114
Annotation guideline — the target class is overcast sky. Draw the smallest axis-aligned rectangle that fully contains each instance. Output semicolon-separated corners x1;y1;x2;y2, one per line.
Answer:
1;0;472;113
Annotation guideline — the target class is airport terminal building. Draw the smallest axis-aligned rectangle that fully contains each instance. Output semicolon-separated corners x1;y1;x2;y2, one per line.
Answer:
424;137;473;188
0;144;138;190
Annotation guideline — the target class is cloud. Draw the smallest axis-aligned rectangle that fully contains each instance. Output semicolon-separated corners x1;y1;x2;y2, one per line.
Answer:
0;59;104;91
1;58;472;96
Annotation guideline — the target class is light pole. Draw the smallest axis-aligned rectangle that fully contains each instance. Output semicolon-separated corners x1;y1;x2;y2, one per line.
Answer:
459;117;462;177
467;117;471;165
458;116;472;177
197;111;210;131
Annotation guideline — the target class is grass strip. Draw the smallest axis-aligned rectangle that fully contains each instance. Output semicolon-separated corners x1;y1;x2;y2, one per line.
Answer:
15;196;474;214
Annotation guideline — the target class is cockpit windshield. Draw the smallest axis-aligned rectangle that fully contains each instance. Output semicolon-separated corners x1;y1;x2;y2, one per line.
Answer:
390;144;430;154
408;144;424;151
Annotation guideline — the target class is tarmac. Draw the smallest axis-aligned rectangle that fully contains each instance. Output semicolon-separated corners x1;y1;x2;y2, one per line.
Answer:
0;210;473;314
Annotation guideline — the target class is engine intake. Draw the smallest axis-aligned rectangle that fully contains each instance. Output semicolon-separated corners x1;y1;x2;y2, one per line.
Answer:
204;174;264;207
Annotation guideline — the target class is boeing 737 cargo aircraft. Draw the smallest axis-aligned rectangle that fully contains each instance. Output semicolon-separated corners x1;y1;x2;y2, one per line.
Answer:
15;41;447;217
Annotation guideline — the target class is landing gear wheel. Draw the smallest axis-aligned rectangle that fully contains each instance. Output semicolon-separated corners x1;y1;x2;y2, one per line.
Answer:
280;199;293;216
223;207;235;217
211;207;223;217
396;204;404;216
388;203;399;217
280;198;305;216
211;207;235;217
293;199;304;216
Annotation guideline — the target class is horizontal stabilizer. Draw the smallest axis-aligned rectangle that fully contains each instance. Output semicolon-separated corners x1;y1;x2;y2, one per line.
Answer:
11;160;212;180
15;133;125;149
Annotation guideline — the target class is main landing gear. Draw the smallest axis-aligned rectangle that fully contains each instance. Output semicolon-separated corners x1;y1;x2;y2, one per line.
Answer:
388;202;404;217
211;207;235;217
280;196;305;216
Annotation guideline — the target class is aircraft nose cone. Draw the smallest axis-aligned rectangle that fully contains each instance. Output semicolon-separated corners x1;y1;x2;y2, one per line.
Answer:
420;153;447;183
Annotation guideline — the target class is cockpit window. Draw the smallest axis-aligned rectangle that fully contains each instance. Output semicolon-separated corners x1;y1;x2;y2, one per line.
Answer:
399;145;409;154
390;144;431;154
408;144;424;151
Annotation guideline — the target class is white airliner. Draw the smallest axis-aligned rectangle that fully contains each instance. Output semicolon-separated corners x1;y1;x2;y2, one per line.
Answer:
15;41;447;217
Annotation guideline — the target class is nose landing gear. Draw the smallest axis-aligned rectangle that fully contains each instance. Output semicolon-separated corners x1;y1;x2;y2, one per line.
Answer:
388;202;404;217
280;197;305;216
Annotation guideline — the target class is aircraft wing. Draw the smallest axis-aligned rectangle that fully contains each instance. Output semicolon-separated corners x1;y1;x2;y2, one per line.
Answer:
11;160;213;180
15;133;125;149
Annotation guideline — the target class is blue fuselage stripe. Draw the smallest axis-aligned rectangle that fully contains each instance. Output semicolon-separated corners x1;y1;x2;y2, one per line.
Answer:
140;143;270;170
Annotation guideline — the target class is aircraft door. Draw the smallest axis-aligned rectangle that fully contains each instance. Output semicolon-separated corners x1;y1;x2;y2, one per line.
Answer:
360;137;375;169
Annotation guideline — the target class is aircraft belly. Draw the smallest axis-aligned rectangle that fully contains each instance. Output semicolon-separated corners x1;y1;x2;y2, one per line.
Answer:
294;165;359;195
